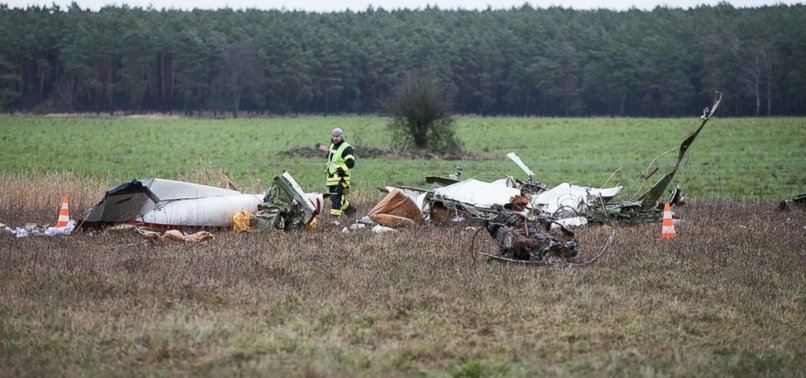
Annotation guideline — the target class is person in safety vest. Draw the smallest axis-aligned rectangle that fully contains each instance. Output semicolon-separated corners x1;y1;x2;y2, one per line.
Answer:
325;127;356;217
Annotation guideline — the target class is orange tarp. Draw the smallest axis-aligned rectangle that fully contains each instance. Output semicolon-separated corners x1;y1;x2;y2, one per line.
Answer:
368;189;423;228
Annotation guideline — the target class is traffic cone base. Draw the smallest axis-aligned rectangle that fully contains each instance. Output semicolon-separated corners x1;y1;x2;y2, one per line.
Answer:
660;202;676;239
55;195;70;228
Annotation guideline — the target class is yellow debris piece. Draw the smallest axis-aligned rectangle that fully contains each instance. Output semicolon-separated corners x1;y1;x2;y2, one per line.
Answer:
233;210;254;233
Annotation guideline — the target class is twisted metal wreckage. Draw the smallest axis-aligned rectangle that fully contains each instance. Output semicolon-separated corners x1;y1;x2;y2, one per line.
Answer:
378;91;723;265
76;92;722;263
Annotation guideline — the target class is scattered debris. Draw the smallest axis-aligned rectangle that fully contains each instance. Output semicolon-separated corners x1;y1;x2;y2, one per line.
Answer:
7;220;75;238
372;224;396;234
370;92;723;265
2;195;76;238
233;210;254;232
588;92;722;224
482;195;578;263
399;91;724;229
248;172;322;231
10;92;724;267
368;189;424;227
357;216;375;225
778;193;806;212
136;228;215;243
349;223;366;230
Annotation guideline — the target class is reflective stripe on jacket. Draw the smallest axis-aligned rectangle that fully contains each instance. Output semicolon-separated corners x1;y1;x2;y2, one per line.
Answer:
326;141;353;186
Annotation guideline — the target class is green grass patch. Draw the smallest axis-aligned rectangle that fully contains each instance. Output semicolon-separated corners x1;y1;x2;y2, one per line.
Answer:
0;115;803;200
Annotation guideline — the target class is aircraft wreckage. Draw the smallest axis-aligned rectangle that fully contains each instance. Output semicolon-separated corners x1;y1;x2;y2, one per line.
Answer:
72;92;722;265
79;172;326;231
372;91;723;264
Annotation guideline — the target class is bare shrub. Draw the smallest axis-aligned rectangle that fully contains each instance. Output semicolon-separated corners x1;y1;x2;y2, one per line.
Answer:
383;72;462;154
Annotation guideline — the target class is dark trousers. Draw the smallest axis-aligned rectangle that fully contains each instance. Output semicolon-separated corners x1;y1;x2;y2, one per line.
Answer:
328;184;349;216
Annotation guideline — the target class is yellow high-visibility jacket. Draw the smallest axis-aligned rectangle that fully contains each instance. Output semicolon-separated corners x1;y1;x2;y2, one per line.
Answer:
326;141;354;186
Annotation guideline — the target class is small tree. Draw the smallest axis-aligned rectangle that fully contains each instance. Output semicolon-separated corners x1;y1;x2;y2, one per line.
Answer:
384;72;461;153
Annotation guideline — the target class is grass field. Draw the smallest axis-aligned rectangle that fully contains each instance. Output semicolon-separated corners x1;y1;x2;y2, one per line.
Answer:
0;115;804;376
0;114;803;201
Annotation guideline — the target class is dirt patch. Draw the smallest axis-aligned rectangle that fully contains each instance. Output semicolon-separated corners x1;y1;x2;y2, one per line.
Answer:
278;144;486;160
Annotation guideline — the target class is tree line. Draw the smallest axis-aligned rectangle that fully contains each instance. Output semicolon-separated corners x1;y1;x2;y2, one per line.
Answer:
1;3;804;116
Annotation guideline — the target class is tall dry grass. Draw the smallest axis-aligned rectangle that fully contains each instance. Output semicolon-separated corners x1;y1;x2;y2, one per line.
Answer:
0;170;270;227
1;175;804;376
0;172;107;225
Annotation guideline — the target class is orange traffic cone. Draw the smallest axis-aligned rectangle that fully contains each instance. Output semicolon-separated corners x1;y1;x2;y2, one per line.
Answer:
55;195;70;228
660;202;676;239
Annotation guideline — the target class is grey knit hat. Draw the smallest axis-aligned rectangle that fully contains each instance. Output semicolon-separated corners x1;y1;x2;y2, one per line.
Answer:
331;128;344;137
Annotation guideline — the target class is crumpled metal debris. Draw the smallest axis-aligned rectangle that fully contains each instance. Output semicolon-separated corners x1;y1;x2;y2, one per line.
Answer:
411;91;724;229
484;195;578;263
251;172;318;231
376;92;723;266
586;92;722;224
